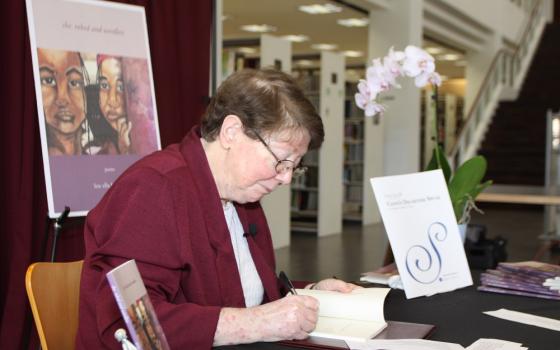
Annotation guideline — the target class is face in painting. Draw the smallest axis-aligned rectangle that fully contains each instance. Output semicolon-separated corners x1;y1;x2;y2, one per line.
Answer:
224;124;310;204
38;49;86;135
98;57;126;127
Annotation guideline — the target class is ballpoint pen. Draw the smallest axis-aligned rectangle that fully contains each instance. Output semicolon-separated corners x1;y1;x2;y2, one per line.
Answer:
279;270;298;295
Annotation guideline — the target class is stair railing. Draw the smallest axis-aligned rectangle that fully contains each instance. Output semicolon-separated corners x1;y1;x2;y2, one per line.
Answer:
448;0;547;168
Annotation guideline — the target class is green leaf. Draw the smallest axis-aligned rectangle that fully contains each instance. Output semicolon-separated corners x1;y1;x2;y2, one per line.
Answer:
425;145;451;183
448;156;489;220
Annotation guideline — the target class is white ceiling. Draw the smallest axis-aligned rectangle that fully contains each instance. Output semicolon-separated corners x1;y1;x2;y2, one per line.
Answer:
222;0;465;79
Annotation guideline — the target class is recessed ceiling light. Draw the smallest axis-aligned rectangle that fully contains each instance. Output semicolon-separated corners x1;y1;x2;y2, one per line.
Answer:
281;35;310;43
295;60;314;67
437;53;461;61
299;4;342;15
311;43;338;51
343;50;363;58
425;47;443;55
236;47;258;55
337;18;369;27
240;24;277;33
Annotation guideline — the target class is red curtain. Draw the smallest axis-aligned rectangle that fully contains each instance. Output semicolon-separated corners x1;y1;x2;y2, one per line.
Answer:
0;1;212;348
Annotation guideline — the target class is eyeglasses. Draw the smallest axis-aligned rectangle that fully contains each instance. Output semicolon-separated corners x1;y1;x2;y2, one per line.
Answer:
250;129;307;178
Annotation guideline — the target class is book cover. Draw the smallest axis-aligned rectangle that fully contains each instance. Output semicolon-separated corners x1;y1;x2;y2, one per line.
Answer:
477;285;560;301
480;275;559;297
497;261;560;279
106;260;170;350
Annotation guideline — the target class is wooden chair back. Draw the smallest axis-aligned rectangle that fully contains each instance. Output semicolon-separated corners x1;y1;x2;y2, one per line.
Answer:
25;260;84;350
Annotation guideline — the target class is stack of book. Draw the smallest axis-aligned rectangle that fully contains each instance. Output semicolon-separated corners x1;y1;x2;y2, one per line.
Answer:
478;261;560;300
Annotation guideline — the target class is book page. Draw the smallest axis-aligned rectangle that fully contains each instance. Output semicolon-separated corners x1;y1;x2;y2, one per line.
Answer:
312;317;387;342
296;288;390;322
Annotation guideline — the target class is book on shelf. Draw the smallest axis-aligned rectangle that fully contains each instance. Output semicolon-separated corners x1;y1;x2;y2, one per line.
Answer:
478;261;560;300
106;259;170;350
294;288;390;343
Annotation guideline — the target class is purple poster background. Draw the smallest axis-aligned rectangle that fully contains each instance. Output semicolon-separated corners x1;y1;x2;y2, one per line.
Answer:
50;155;141;216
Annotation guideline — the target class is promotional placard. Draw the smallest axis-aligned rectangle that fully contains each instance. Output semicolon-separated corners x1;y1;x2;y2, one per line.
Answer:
26;0;161;218
371;170;472;299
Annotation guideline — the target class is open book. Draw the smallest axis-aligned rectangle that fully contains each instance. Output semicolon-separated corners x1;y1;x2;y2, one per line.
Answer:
106;259;170;350
296;287;390;343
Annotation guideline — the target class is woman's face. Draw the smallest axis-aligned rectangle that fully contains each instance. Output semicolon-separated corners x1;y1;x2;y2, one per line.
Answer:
98;58;125;126
38;49;86;135
224;127;310;204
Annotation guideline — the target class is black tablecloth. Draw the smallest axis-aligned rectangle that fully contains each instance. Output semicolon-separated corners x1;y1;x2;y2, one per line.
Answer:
217;274;560;349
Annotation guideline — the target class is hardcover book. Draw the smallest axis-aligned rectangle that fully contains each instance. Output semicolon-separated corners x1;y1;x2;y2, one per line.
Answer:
106;260;170;350
479;261;560;300
294;288;390;343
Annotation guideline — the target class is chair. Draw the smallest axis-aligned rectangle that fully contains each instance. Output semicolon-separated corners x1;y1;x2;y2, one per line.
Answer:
25;260;83;350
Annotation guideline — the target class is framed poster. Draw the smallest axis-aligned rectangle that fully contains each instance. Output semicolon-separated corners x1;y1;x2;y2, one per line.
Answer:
26;0;161;218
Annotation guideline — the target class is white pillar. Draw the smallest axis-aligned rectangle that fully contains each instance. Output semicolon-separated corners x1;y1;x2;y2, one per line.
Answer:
363;0;423;225
259;34;292;248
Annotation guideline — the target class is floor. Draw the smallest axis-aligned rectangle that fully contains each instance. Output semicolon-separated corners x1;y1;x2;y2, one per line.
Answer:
275;206;560;282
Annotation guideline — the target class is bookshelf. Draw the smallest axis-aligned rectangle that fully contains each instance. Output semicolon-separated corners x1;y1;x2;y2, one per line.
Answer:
343;83;365;222
291;52;345;236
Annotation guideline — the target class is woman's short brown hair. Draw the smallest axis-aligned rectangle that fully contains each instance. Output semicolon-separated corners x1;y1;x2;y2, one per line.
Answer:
201;68;324;149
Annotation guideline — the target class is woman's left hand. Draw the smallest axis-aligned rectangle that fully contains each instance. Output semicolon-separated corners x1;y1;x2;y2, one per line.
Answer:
310;278;362;293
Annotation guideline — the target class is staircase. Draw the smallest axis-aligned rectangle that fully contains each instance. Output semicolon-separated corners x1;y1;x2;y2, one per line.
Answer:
479;23;560;186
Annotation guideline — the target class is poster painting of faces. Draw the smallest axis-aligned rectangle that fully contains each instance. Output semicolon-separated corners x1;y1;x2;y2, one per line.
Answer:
27;0;161;218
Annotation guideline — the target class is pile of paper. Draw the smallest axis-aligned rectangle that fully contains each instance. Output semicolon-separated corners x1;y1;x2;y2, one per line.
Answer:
345;338;527;350
467;338;527;350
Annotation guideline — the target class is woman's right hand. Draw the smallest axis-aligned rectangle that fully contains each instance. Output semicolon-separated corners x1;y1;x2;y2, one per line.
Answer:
213;294;319;346
254;294;319;341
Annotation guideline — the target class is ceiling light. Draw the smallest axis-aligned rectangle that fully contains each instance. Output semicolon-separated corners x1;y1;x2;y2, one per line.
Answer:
343;50;363;58
295;60;314;67
437;53;461;61
236;47;258;55
337;18;369;27
281;35;309;43
311;43;338;51
425;47;443;55
299;4;342;15
240;24;277;33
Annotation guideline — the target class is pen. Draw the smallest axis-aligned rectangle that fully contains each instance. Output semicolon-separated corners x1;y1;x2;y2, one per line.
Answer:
279;271;298;295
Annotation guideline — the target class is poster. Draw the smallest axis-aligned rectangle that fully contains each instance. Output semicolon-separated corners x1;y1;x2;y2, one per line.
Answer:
26;0;161;218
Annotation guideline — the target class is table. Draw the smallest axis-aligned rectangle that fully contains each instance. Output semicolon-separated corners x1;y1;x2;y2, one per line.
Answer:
217;273;560;349
477;184;560;206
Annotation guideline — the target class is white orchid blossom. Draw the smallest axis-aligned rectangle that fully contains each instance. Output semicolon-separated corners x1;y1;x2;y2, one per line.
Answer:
354;45;441;118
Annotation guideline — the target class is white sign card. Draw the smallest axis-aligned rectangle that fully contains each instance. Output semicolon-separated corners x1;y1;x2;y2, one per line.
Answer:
371;170;472;299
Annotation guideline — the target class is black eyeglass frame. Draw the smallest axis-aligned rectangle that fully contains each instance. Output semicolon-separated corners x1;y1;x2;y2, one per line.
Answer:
249;129;308;178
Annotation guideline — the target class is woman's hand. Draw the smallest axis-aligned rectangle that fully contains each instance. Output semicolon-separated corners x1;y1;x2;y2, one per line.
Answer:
116;117;132;154
309;278;362;293
213;294;319;346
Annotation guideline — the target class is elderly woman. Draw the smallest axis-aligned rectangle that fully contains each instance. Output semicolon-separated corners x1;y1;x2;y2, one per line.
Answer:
76;68;357;349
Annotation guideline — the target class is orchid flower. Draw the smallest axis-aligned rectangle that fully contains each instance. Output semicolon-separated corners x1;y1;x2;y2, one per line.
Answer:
354;45;441;118
402;45;435;78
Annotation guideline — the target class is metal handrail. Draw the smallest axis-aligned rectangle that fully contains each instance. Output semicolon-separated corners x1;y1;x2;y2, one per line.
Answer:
447;0;544;165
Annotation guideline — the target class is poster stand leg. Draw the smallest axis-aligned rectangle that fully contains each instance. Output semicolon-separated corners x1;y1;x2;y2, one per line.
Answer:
50;206;70;263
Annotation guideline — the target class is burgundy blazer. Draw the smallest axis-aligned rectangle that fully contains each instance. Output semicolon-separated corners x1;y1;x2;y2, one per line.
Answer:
76;126;283;349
